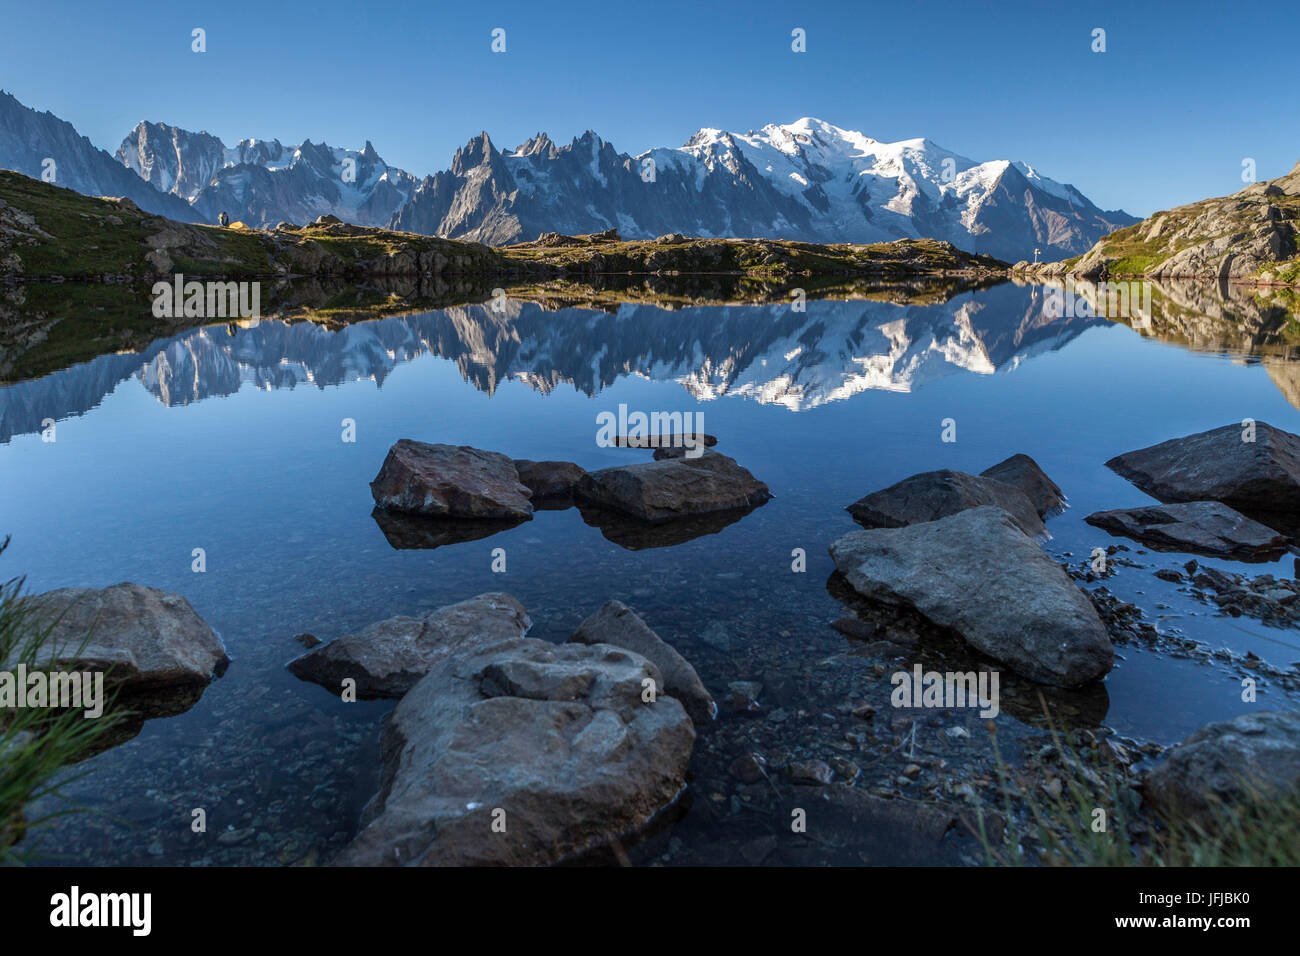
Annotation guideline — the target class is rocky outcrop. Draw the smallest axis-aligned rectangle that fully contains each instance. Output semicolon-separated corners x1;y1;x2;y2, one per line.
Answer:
370;441;534;520
20;582;228;689
569;600;715;724
979;454;1066;518
576;449;771;524
335;634;696;866
1085;502;1287;560
829;507;1113;686
1105;422;1300;520
286;593;531;698
512;459;586;502
846;469;1046;538
1143;710;1300;827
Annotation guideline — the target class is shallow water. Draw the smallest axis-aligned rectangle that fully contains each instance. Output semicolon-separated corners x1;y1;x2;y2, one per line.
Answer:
2;280;1298;865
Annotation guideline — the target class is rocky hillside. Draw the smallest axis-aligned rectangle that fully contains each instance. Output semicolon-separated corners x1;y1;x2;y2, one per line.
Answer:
0;170;1007;284
1019;160;1300;284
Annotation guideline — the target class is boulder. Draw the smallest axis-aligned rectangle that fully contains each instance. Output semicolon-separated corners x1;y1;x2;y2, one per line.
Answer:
287;593;531;698
335;638;695;866
1142;710;1300;827
980;454;1066;518
1085;501;1287;560
829;507;1113;686
1105;422;1300;518
370;440;534;520
846;469;1046;538
512;459;586;501
19;583;228;690
576;449;771;524
569;600;715;724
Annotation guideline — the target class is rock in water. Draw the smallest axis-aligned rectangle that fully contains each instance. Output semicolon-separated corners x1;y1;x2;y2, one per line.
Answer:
829;507;1112;686
569;600;715;724
286;593;532;698
576;449;771;523
370;440;534;520
512;459;586;501
1085;502;1287;560
1142;710;1300;827
980;454;1066;518
20;582;229;690
335;639;695;866
1105;422;1300;518
846;469;1046;538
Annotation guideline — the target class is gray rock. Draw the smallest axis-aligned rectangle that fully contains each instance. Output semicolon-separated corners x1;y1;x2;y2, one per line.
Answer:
846;469;1046;538
512;459;585;500
370;440;534;520
1143;710;1300;826
576;449;771;523
20;582;228;690
335;638;695;866
829;507;1113;686
286;593;531;699
980;454;1066;518
569;600;715;724
1085;501;1287;560
1105;422;1300;518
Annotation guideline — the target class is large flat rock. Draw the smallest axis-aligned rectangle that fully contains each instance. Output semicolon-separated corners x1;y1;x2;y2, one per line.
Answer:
829;507;1112;687
576;449;771;524
370;440;534;520
1085;501;1287;560
846;469;1046;538
1105;422;1300;518
287;593;532;698
21;582;229;690
335;637;696;866
1143;710;1300;827
569;600;715;724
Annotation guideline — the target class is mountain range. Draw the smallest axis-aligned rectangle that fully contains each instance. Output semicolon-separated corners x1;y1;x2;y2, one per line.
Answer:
0;92;1137;260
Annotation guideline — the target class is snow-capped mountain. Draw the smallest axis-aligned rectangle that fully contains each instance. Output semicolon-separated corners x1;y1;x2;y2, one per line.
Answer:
1;284;1106;441
0;92;201;221
116;121;419;227
390;118;1137;260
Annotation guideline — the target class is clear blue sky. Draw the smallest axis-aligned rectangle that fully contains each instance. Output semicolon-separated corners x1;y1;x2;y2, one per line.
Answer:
2;0;1296;216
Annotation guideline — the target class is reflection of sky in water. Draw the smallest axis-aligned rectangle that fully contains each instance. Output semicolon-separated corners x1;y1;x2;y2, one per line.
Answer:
2;290;1299;864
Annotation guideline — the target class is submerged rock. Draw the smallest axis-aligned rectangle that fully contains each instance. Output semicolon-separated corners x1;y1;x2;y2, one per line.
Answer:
980;454;1066;518
370;440;534;520
829;507;1112;686
1142;710;1300;827
569;600;715;724
1105;422;1300;519
286;593;531;698
576;449;771;524
846;469;1046;538
1085;501;1287;560
20;582;229;690
336;637;695;866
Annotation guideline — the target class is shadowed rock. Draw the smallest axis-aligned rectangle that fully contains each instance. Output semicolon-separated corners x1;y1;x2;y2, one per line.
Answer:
829;507;1112;687
569;600;715;724
576;449;771;524
370;440;534;520
1085;501;1287;561
847;469;1046;538
1143;710;1300;827
980;454;1066;518
577;501;759;550
1105;422;1300;520
286;593;531;699
20;582;229;690
371;509;527;549
513;459;586;504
